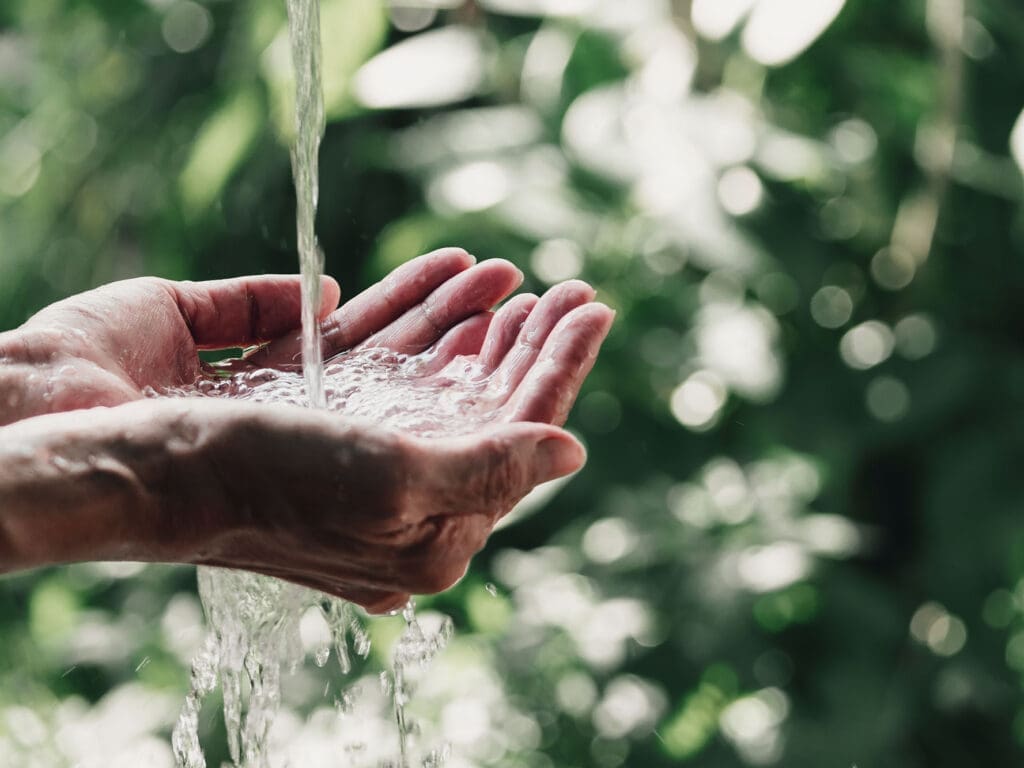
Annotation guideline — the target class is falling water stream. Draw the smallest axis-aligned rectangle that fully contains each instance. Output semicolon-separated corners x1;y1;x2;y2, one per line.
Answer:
168;2;484;765
286;0;327;410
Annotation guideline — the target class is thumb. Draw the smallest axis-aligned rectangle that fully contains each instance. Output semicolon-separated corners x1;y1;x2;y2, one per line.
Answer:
171;274;340;349
425;422;586;512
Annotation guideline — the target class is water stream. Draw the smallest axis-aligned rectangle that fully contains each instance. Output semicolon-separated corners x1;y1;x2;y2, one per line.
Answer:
169;2;482;765
286;0;327;409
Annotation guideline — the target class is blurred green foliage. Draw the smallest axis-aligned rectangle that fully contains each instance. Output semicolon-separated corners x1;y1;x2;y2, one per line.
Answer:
3;0;1024;766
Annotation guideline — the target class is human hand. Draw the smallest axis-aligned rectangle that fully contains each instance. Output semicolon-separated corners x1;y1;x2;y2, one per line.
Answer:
183;400;585;612
0;247;610;430
0;268;342;425
0;397;584;614
245;248;614;427
196;249;614;610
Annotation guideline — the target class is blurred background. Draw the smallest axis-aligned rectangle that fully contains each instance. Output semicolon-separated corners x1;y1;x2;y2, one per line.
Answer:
2;0;1024;765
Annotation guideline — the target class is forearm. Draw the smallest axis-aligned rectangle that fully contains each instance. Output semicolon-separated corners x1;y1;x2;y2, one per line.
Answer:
0;401;209;573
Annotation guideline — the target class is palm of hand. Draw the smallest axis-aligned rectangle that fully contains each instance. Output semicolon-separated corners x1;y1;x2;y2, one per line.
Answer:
10;274;341;416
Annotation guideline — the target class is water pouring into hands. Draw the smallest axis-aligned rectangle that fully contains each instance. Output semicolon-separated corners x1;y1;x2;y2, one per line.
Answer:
0;248;614;614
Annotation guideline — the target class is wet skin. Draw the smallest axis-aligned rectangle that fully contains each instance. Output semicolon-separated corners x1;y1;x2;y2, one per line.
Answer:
0;249;614;612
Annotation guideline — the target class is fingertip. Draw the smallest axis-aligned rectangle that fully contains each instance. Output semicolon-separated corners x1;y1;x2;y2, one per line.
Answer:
477;257;523;282
363;593;410;616
535;430;586;481
552;279;597;302
544;301;616;349
581;300;617;331
511;292;540;308
318;275;341;318
426;246;475;268
595;301;617;328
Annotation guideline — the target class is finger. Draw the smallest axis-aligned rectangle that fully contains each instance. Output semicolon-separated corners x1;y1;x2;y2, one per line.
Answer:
421;423;586;518
506;303;615;425
416;312;493;375
170;275;340;350
477;293;538;372
360;592;411;615
321;247;476;356
247;248;476;367
488;280;595;398
362;259;523;354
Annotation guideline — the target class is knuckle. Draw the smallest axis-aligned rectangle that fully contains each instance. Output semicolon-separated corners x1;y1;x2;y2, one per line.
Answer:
417;296;446;337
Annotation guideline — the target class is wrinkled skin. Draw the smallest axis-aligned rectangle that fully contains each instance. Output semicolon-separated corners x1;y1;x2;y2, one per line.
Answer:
0;249;614;612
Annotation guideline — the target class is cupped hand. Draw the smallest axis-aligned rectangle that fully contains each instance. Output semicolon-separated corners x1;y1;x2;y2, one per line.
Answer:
215;248;613;610
1;247;613;430
166;399;586;613
0;268;342;424
245;248;615;427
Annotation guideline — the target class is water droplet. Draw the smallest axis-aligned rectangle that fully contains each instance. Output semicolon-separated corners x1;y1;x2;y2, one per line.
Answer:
422;743;452;767
334;639;351;674
351;617;371;658
333;690;355;714
401;598;417;623
485;582;498;597
313;644;330;667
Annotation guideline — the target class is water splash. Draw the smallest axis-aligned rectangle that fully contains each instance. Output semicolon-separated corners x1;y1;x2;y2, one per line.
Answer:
390;600;453;767
171;634;221;768
175;347;501;436
171;568;376;768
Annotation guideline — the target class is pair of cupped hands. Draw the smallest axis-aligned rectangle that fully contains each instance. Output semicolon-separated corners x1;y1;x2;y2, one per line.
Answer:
0;249;613;612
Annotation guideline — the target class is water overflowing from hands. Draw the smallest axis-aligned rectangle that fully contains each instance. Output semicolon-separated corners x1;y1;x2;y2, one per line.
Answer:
169;1;482;765
170;351;494;767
